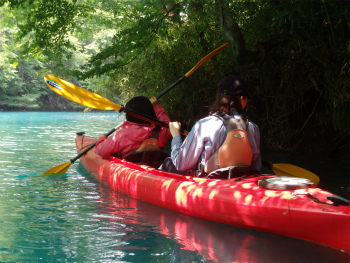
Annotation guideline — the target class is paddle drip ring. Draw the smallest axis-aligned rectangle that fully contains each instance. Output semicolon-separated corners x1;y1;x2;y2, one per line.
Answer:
258;176;315;190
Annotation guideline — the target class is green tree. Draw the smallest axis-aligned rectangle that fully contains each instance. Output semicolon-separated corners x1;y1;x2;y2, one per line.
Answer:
0;0;349;154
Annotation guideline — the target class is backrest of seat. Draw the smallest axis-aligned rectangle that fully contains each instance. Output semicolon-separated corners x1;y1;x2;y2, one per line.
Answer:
135;138;161;152
203;111;253;174
217;129;253;168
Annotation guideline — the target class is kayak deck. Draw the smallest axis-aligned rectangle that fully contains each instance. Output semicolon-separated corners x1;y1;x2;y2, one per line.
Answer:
75;135;350;253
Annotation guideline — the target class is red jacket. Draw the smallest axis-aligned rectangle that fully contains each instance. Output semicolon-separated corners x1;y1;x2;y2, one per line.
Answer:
95;105;171;159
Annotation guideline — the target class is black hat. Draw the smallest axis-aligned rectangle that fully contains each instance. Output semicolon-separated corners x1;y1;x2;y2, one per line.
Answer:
217;75;248;97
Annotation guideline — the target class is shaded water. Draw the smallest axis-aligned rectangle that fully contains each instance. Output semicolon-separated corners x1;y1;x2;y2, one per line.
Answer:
0;112;349;262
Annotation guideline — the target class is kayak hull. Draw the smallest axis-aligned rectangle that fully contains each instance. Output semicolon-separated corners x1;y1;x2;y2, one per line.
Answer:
76;135;350;253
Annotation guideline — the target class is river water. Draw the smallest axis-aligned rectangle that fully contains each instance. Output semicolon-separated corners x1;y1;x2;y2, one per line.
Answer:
0;111;349;263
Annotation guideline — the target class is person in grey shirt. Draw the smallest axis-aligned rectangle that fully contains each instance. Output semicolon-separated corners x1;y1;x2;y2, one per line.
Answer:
159;75;261;177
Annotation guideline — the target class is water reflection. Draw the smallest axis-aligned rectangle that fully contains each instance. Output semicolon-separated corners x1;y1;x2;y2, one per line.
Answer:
86;167;349;263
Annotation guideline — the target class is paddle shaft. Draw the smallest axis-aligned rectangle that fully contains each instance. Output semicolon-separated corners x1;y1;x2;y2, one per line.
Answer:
156;42;230;99
121;106;188;136
122;107;167;128
156;75;185;99
71;123;122;164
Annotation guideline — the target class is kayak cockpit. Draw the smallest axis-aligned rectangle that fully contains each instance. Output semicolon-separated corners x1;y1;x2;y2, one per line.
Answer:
123;150;170;169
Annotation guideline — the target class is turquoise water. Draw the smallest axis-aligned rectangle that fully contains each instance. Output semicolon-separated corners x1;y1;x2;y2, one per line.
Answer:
0;112;349;263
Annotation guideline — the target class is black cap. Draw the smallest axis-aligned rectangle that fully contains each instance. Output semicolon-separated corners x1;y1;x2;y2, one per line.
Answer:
217;75;248;97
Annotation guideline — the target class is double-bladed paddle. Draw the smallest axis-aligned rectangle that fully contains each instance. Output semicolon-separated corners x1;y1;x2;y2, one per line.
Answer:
44;75;321;184
43;43;230;174
43;42;320;185
43;86;321;186
43;79;321;185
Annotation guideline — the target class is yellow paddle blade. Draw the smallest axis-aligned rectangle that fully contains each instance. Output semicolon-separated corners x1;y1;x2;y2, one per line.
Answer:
43;161;72;175
44;75;121;111
185;42;230;78
272;163;320;186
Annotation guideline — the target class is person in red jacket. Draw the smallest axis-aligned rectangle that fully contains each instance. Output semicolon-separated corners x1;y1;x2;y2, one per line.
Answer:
95;96;171;159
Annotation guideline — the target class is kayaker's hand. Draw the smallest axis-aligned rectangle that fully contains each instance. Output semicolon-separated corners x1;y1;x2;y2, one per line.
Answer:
169;121;181;138
149;96;160;107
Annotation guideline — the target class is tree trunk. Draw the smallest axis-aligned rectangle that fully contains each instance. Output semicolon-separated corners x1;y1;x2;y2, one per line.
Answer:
215;0;264;67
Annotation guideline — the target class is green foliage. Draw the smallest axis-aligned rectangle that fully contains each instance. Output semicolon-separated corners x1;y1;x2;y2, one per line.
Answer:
78;0;167;78
0;59;46;109
246;0;350;152
0;0;349;154
9;0;92;53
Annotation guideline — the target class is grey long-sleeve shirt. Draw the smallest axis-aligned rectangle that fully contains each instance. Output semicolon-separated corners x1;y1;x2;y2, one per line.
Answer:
171;113;261;174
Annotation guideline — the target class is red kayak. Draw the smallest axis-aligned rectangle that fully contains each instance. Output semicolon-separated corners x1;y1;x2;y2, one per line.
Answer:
75;134;350;253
